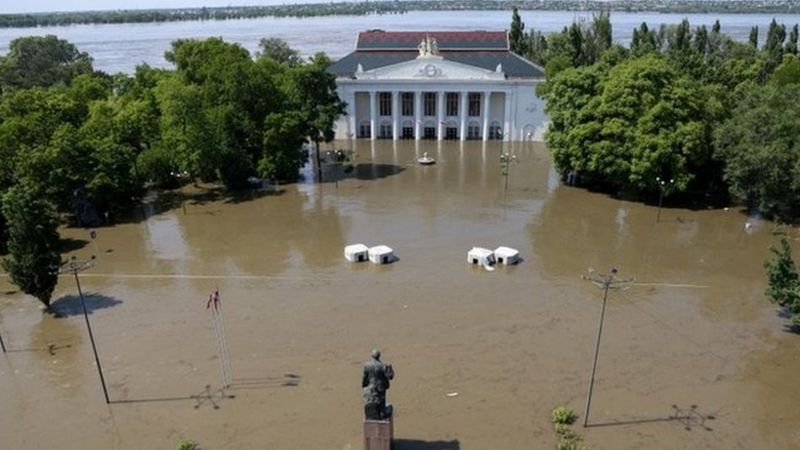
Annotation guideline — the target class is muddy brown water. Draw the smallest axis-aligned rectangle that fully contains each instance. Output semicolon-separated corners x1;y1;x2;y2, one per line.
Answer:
1;140;799;449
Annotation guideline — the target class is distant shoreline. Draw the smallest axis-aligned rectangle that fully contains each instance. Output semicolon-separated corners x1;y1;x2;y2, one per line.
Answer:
2;1;800;29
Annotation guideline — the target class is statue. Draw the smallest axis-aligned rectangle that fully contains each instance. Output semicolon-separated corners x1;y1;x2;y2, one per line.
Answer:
362;349;394;420
418;36;439;57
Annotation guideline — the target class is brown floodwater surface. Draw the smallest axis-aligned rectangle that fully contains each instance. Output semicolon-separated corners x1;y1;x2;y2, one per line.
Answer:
1;140;799;449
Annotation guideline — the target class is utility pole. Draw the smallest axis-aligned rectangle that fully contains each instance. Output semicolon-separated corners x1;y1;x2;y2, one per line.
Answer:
0;328;6;353
54;255;110;404
581;267;634;427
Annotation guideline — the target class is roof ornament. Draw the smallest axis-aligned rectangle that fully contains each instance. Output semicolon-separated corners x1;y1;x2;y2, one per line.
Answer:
496;63;503;72
418;35;439;57
356;63;364;73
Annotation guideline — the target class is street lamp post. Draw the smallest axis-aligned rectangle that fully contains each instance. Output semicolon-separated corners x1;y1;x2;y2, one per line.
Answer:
0;328;6;353
656;177;674;223
581;267;634;427
500;151;517;191
54;255;110;404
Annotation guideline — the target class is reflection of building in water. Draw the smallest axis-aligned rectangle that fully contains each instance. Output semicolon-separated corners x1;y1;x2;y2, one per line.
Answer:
329;30;547;142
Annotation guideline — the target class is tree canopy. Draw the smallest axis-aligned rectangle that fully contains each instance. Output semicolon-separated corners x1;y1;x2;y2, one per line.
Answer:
0;36;346;308
0;35;93;89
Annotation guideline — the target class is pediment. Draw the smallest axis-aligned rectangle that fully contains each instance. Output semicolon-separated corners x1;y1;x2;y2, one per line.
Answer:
355;56;505;81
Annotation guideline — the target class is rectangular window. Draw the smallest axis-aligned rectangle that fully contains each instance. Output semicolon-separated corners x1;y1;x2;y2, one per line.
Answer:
423;127;436;139
468;93;481;117
446;92;459;116
401;93;414;116
379;92;391;116
424;92;436;116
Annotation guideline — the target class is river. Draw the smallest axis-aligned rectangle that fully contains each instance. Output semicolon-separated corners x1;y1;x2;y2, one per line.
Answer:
1;10;799;73
1;140;798;449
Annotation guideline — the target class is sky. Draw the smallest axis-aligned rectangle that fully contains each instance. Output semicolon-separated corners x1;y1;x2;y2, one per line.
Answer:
0;1;318;14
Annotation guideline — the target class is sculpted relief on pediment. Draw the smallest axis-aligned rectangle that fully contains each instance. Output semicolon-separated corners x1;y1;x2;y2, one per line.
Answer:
355;58;505;81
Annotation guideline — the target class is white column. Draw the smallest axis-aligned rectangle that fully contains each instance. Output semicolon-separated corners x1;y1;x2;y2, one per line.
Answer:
392;91;399;141
347;90;357;139
369;91;377;141
459;91;468;141
414;91;422;141
437;91;445;141
503;91;512;142
482;91;490;142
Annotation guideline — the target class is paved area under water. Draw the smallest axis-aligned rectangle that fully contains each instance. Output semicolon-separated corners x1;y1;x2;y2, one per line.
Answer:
1;140;799;449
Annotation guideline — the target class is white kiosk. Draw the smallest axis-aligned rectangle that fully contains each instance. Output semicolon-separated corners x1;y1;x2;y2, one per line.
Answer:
467;247;496;267
344;244;370;262
494;246;520;265
369;245;395;264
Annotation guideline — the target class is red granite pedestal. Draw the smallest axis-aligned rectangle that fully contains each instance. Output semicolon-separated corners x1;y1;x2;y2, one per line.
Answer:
363;415;393;450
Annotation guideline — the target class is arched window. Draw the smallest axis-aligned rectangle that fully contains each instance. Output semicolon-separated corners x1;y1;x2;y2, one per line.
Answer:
467;121;482;140
359;121;371;139
444;120;459;140
423;120;437;139
401;120;415;139
489;121;502;140
379;120;392;139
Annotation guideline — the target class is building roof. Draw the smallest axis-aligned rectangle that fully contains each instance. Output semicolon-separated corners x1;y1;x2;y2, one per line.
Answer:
329;30;544;80
357;30;508;50
329;50;544;79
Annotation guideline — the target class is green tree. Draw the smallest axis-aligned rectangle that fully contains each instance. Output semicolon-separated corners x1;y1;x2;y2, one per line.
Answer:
770;54;800;86
509;7;526;55
257;37;301;65
764;235;800;323
281;53;345;181
715;83;800;219
749;26;759;48
0;35;93;89
1;181;61;309
786;24;799;55
544;56;714;194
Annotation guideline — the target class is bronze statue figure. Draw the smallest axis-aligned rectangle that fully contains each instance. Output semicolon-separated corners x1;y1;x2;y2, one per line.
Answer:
362;349;394;420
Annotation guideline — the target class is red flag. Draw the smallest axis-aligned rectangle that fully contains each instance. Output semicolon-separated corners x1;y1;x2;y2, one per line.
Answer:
206;289;220;311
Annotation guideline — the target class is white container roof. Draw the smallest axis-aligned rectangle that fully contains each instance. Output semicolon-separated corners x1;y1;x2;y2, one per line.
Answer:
369;245;394;255
494;246;519;257
345;243;369;253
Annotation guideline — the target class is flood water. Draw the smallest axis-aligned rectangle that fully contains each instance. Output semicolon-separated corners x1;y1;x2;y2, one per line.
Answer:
2;10;800;74
1;140;799;449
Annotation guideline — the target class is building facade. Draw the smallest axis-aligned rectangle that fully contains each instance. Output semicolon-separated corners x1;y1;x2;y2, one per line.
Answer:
328;30;548;142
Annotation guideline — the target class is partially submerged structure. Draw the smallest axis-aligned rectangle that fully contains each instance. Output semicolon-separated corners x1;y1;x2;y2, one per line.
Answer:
329;30;547;142
494;246;520;265
467;247;495;267
369;245;395;264
345;243;370;262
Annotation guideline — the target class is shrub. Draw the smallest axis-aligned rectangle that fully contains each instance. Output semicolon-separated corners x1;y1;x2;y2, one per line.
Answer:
176;439;199;450
552;406;576;425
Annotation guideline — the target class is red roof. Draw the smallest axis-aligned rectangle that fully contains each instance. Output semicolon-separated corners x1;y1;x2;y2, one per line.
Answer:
356;30;508;51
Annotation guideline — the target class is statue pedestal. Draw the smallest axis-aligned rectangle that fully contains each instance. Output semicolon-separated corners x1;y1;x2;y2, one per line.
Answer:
363;415;393;450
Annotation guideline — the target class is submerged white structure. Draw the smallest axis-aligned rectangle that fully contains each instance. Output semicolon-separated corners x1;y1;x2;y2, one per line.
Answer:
467;247;496;267
329;30;547;142
369;245;395;264
344;243;370;262
494;246;520;265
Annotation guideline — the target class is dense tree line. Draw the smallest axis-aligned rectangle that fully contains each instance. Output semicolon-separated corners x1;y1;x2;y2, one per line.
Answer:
0;35;343;308
515;13;800;220
4;1;800;28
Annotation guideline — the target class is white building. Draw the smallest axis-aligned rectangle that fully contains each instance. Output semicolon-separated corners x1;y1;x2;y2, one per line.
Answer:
329;30;548;142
